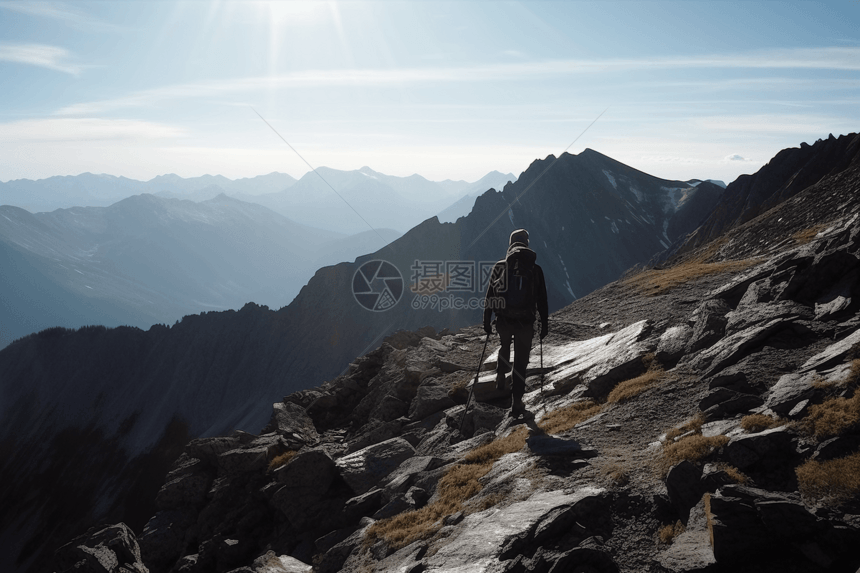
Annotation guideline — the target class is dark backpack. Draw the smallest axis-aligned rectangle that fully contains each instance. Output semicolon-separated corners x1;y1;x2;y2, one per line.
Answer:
495;246;537;319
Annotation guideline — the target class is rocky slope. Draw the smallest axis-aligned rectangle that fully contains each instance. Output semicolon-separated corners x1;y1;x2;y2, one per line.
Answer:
52;146;860;572
0;148;713;573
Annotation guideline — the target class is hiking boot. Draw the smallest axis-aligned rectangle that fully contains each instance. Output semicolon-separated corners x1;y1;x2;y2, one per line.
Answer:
511;396;526;417
495;372;507;391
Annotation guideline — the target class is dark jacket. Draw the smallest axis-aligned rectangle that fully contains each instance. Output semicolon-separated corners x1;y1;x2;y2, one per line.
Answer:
483;242;549;330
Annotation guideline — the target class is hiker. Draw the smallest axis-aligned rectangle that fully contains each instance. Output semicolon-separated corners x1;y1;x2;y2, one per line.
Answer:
483;228;549;417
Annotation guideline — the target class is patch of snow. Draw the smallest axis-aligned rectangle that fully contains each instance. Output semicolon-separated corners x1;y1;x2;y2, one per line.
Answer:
75;269;83;274
565;281;576;299
660;239;669;248
85;285;93;289
508;209;514;226
610;221;619;234
628;185;644;202
662;219;670;241
602;170;617;190
590;219;595;224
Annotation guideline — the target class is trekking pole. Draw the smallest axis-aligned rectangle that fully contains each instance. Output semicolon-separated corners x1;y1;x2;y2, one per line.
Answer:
459;333;491;434
540;335;544;399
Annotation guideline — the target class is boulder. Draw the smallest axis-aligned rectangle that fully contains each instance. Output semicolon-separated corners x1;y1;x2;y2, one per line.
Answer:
380;455;447;497
466;370;512;403
538;321;655;397
706;486;832;566
548;547;619;573
370;394;410;422
247;551;312;572
409;381;456;421
707;370;756;394
345;419;404;454
700;464;736;492
665;461;704;524
137;510;197;570
656;497;716;572
261;402;319;445
765;371;817;415
686;299;731;352
705;492;763;563
270;449;337;526
315;525;368;573
525;434;598;458
724;426;794;469
725;300;810;336
801;327;860;371
55;523;149;573
336;437;416;495
812;435;860;461
656;325;692;365
701;392;763;421
185;437;241;465
217;446;269;476
692;317;794;377
446;401;506;439
342;488;386;522
156;469;212;511
155;456;213;510
423;488;605;571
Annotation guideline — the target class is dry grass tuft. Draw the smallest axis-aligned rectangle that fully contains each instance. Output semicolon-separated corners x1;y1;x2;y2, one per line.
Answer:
664;415;705;443
623;240;758;296
713;463;749;484
659;521;685;544
792;224;829;245
607;366;664;404
462;427;529;464
267;450;296;472
796;453;860;504
538;401;603;435
365;427;528;551
605;463;630;486
805;393;860;440
740;414;782;433
660;434;729;477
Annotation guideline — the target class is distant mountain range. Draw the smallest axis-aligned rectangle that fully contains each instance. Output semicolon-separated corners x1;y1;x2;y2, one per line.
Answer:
0;168;517;234
0;193;400;348
0;167;517;348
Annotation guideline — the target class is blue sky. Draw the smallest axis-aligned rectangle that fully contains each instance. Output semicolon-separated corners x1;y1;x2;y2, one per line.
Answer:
1;1;858;184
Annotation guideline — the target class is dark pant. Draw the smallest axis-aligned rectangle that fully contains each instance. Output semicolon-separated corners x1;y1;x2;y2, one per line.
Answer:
496;316;534;400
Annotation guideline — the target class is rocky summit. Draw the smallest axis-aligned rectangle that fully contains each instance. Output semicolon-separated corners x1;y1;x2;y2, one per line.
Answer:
52;135;860;572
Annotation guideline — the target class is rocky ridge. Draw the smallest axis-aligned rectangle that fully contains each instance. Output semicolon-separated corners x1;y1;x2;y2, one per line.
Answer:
58;156;860;572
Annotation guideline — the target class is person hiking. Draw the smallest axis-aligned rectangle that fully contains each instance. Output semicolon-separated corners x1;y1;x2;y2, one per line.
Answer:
483;228;549;417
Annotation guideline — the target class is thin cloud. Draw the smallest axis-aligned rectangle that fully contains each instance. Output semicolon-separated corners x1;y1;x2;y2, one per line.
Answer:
0;43;82;74
0;1;121;32
54;46;860;115
725;154;751;162
0;118;186;142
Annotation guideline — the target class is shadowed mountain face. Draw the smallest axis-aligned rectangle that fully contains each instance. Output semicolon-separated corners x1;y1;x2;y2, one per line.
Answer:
0;193;402;349
678;133;860;253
